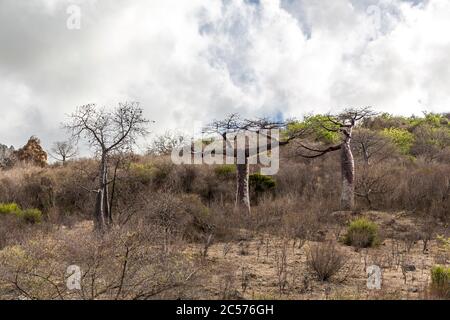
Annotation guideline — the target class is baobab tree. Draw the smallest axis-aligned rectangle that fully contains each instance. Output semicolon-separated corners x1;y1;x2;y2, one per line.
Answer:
65;102;150;231
203;114;300;213
49;140;78;165
297;107;376;210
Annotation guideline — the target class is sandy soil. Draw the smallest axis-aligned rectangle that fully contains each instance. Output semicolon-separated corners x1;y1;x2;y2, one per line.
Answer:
185;211;448;300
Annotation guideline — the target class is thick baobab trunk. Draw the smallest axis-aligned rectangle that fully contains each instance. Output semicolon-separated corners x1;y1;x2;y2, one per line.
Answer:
235;160;251;214
340;135;355;210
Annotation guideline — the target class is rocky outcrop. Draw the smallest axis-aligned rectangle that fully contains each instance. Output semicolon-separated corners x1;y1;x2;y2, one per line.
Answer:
0;144;15;169
15;136;47;167
0;136;48;169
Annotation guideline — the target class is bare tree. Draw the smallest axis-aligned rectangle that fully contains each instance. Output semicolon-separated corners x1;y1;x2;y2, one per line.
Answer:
148;131;188;156
352;128;394;165
65;102;150;231
411;126;450;163
205;114;252;213
49;140;78;165
297;107;377;210
355;164;394;209
204;114;300;213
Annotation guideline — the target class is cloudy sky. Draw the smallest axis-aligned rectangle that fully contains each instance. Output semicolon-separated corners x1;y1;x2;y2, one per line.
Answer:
0;0;449;151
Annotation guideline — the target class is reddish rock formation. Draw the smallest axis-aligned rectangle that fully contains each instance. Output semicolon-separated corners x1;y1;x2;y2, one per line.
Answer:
14;136;47;167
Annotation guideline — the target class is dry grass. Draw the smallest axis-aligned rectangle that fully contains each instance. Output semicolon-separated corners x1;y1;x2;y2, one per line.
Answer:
0;147;449;300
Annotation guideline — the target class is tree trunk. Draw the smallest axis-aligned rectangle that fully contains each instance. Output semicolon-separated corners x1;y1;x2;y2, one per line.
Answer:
94;154;109;231
109;160;120;225
93;189;105;231
362;143;370;165
340;135;355;210
103;169;111;225
235;160;251;214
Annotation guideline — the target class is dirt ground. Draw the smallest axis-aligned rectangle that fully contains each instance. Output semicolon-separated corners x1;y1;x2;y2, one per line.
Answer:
1;211;447;300
184;211;449;300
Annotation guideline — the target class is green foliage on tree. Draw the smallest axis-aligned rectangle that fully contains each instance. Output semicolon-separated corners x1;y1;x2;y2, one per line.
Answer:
382;128;415;154
364;112;450;131
409;112;450;128
287;114;340;144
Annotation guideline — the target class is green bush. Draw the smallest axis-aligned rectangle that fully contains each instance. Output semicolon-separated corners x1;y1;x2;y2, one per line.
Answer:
129;163;153;184
0;202;42;224
343;218;379;248
214;165;236;178
431;265;450;298
130;161;173;185
249;173;276;193
0;203;21;215
18;209;43;224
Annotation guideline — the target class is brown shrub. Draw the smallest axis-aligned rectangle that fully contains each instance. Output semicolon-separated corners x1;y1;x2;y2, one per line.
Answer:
282;211;322;242
307;242;348;281
0;223;202;300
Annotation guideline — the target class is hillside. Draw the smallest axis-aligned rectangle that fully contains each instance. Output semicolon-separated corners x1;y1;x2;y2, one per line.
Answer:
0;112;449;300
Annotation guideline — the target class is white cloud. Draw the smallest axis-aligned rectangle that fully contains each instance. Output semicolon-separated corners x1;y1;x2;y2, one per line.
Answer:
0;0;448;153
